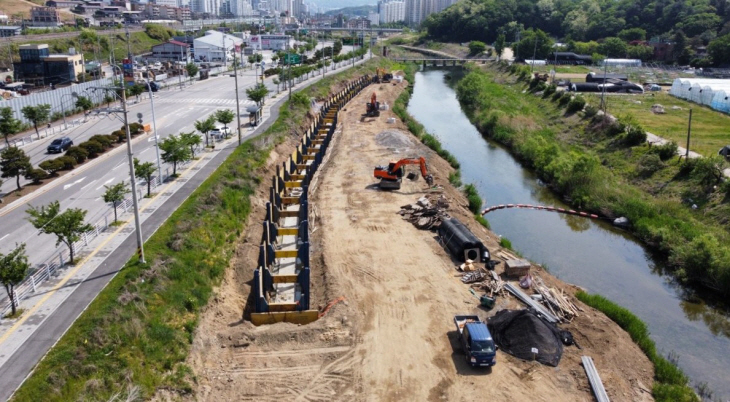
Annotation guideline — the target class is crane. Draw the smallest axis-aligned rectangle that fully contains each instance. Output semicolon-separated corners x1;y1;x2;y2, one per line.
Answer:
374;157;434;190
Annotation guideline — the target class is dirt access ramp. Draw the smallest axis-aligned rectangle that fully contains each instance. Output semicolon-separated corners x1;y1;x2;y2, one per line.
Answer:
180;78;655;402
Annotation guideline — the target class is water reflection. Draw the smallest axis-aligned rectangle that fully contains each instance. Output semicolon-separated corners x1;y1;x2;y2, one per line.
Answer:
408;69;730;399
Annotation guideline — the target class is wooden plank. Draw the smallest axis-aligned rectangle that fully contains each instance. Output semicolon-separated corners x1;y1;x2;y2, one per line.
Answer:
302;155;316;161
284;181;302;188
275;249;298;258
272;274;299;283
251;310;319;326
281;196;300;205
280;210;299;218
277;228;298;236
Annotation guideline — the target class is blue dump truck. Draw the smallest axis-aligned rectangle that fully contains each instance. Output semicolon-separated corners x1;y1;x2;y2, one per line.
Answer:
454;315;498;367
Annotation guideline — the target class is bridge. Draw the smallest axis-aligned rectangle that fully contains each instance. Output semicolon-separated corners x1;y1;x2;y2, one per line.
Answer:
392;58;493;67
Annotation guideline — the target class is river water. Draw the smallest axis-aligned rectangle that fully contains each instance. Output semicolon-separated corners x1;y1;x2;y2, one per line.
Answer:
407;69;730;399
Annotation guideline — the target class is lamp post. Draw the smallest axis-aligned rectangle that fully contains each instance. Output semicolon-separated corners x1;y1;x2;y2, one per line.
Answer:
60;91;79;130
224;37;243;146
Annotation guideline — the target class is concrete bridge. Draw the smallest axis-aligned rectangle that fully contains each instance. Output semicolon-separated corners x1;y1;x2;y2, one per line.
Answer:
392;58;492;68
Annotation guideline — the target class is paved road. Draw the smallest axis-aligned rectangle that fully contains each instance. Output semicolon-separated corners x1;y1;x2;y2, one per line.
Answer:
0;55;370;401
0;69;276;266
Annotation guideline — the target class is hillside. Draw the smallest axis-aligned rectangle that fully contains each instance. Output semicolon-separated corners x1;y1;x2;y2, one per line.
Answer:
0;0;78;21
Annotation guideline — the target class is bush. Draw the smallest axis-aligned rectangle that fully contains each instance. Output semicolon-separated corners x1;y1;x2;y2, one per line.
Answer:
89;134;113;149
65;146;89;164
542;84;557;98
528;77;541;90
624;125;647;146
111;129;126;143
551;90;563;102
39;158;66;175
25;168;48;183
79;140;104;157
637;153;665;177
463;184;482;214
499;237;513;250
652;141;679;161
57;156;77;170
126;123;143;135
566;95;586;113
584;104;599;118
558;91;572;107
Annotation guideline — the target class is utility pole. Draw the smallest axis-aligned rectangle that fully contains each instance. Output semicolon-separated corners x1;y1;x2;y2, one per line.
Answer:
179;42;184;90
685;109;693;159
121;85;145;264
600;56;609;112
232;39;242;146
287;35;292;106
530;37;538;74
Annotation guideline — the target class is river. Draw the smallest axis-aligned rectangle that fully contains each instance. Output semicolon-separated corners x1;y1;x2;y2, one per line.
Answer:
407;69;730;400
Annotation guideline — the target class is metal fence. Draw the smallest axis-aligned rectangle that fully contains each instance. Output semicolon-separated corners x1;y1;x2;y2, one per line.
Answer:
0;119;84;152
1;77;115;126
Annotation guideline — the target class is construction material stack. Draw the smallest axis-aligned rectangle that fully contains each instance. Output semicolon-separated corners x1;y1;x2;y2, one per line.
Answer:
251;75;371;325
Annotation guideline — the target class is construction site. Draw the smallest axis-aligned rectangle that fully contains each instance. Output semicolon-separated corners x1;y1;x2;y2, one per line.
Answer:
178;72;657;402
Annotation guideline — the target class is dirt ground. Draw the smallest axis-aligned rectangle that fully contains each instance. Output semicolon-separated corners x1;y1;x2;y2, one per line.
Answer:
182;77;656;402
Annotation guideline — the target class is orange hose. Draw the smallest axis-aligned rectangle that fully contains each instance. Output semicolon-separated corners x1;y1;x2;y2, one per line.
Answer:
319;296;347;318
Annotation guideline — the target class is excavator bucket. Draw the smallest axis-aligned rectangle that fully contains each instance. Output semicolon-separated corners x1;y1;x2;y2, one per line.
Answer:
378;179;402;190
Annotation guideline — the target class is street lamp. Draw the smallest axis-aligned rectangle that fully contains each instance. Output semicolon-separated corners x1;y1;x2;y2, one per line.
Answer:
224;36;243;146
60;91;79;130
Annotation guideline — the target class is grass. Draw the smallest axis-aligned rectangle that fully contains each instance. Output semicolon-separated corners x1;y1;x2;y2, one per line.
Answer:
584;92;730;156
3;308;25;319
576;292;699;402
10;58;382;402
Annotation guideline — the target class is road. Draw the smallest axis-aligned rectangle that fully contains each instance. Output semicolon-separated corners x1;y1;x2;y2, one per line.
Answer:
0;53;370;401
0;68;275;265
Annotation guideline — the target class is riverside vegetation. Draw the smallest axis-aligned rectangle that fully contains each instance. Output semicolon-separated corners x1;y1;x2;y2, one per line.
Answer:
10;58;382;401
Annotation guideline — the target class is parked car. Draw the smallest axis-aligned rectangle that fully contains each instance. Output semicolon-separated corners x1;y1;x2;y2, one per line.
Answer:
47;137;73;153
454;315;498;368
148;81;159;92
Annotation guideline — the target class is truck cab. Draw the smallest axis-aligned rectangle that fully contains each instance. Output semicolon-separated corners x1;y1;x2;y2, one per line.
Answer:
454;315;497;367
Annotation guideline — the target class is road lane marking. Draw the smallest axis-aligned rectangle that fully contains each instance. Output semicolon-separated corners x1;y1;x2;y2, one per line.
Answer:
95;178;114;190
139;147;151;154
113;163;126;170
63;177;86;190
80;179;97;190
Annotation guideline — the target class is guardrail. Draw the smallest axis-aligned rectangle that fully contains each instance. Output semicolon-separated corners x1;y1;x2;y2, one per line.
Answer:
251;74;371;326
0;120;84;152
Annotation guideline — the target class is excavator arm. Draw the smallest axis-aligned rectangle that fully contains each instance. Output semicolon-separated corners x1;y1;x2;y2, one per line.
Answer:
374;157;434;189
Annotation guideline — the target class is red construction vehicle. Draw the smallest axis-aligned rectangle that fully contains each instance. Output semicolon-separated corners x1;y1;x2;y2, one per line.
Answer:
365;92;380;117
373;157;434;190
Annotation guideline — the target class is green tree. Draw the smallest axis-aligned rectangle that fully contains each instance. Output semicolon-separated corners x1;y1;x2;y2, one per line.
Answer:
20;104;51;140
515;29;553;60
1;147;32;191
627;45;654;61
246;83;269;107
75;96;93;112
179;131;202;159
133;157;156;197
599;37;628;57
129;84;144;102
185;62;199;78
102;181;129;223
494;33;506;59
194;116;217;148
214;109;235;136
39;158;66;175
0;107;22;146
159;134;192;176
618;28;646;42
24;168;48;184
708;33;730;66
26;201;93;264
0;244;30;317
468;41;487;56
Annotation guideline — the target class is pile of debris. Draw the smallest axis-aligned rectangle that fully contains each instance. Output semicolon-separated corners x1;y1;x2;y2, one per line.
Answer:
398;195;450;230
532;275;582;322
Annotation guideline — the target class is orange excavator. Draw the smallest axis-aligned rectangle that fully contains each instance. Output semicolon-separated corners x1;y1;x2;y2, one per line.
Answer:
365;92;380;117
374;157;434;190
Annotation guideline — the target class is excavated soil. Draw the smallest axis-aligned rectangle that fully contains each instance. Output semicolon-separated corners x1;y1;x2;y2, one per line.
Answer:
182;78;656;402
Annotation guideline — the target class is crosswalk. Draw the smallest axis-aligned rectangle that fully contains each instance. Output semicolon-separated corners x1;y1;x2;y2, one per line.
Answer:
156;98;256;106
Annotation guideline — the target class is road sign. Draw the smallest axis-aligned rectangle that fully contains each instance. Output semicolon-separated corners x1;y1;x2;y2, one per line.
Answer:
283;54;301;65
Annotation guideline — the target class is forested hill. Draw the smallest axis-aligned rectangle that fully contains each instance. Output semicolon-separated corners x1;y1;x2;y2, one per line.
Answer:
423;0;730;65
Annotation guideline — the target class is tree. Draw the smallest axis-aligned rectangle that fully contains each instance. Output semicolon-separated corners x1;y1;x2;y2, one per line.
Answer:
159;134;192;176
180;131;202;159
627;45;654;61
618;28;646;42
25;168;48;184
194;116;217;148
468;41;487;56
75;96;93;112
246;83;269;107
134;158;156;197
599;37;628;57
215;109;235;137
20;104;51;140
39;158;65;175
129;84;144;102
26;201;93;264
494;33;506;60
0;244;30;317
708;33;730;66
185;62;199;78
515;29;553;60
0;107;22;146
102;181;129;223
1;147;32;191
273;78;280;93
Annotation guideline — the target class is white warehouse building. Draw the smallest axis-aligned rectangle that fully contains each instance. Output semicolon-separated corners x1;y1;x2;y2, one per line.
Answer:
193;30;243;62
245;34;292;51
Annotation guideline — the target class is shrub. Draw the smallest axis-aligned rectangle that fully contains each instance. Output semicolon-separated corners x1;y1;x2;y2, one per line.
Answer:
25;168;48;183
528;77;541;90
126;123;143;135
542;84;557;98
50;111;65;122
624;125;647;146
57;156;77;170
551;90;563;102
65;146;89;164
583;104;599;118
111;129;126;143
558;91;572;107
652;141;679;161
534;81;547;93
566;95;586;113
79;140;104;158
463;184;482;214
89;134;113;149
690;156;726;186
499;237;513;250
39;158;66;175
637;153;665;177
